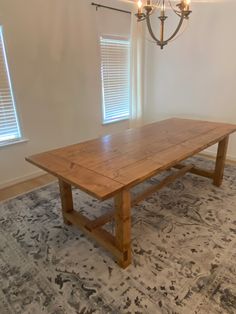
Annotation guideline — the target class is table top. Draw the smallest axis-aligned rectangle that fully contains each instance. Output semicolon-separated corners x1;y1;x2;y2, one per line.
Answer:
26;118;236;200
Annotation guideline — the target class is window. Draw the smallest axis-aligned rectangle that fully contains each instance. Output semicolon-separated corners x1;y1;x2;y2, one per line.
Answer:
100;37;131;124
0;27;21;146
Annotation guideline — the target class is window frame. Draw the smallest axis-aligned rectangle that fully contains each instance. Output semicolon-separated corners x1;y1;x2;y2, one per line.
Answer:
0;26;23;148
100;35;131;125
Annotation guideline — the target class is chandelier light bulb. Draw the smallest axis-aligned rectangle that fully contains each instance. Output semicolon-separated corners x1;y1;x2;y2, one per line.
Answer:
137;0;144;17
161;3;165;16
137;0;142;9
184;0;191;11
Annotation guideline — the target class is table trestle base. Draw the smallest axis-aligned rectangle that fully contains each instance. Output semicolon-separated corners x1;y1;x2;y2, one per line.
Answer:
64;210;124;262
85;210;115;231
173;163;214;179
60;179;131;268
132;164;193;206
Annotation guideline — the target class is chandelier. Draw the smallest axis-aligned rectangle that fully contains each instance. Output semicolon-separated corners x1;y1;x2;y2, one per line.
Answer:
136;0;191;49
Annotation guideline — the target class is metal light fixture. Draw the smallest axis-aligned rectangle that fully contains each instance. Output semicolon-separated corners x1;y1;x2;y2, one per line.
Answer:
136;0;191;49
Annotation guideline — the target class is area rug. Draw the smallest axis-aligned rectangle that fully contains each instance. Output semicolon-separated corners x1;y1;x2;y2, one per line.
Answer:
0;157;236;314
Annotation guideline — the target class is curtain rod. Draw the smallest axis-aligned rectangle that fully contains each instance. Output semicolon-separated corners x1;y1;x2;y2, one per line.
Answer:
91;2;131;15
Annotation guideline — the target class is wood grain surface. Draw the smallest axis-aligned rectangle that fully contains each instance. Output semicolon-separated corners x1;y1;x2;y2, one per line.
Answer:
26;118;236;200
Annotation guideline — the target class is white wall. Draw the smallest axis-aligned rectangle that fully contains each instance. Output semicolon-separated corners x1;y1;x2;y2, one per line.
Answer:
144;2;236;160
0;0;132;188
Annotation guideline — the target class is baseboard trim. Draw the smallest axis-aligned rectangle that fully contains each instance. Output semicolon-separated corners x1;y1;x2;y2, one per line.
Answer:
199;151;236;165
0;170;45;189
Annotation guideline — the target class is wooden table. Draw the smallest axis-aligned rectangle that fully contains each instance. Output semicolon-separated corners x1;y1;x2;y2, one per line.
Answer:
26;118;236;268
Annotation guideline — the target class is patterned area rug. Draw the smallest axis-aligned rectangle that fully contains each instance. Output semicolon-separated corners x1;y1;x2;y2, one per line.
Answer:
0;157;236;314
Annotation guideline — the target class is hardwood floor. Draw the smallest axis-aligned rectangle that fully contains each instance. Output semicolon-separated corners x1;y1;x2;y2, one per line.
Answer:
0;174;56;202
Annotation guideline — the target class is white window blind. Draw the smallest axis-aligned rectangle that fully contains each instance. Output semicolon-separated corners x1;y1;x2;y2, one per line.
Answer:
100;37;131;124
0;27;21;145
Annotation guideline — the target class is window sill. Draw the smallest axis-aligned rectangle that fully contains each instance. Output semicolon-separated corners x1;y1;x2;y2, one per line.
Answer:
0;138;29;149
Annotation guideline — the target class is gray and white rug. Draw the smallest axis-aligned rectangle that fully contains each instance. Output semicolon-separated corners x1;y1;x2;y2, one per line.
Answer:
0;157;236;314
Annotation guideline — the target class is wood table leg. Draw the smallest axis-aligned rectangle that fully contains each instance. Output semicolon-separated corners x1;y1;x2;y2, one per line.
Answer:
114;190;132;269
58;179;74;225
213;135;229;187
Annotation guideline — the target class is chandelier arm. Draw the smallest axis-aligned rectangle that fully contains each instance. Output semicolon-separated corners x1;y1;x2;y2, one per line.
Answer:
146;14;162;46
168;0;182;17
146;12;185;46
162;13;185;44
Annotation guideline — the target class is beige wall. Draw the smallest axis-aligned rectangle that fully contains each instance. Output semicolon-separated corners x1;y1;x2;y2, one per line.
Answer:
144;2;236;160
0;0;131;188
1;1;236;187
